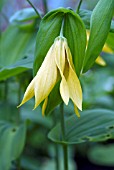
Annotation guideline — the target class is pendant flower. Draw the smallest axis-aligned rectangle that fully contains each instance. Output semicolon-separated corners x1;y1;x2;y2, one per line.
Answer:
86;30;113;66
18;36;82;117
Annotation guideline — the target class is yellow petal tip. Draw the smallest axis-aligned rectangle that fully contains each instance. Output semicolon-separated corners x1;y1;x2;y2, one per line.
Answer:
17;102;23;108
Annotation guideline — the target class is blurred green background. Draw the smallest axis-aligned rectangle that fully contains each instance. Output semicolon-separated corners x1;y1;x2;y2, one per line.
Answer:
0;0;114;170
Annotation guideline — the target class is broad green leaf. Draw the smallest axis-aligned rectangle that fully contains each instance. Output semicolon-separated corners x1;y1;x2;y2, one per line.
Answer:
10;8;41;24
88;144;114;166
48;109;114;144
83;0;114;73
0;121;26;170
0;25;36;68
0;56;33;81
63;10;86;76
33;8;64;75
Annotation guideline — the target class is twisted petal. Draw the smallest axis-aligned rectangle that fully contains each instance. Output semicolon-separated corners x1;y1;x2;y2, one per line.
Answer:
95;56;106;66
17;77;35;107
42;97;48;116
103;44;113;54
65;46;82;111
55;39;69;105
74;104;80;117
34;44;58;109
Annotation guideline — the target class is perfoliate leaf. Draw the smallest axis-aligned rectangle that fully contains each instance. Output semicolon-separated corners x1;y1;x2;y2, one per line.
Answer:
48;109;114;144
33;8;64;75
83;0;114;73
63;10;86;77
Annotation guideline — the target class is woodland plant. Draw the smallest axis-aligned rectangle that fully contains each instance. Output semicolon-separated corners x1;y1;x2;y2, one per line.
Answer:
0;0;114;170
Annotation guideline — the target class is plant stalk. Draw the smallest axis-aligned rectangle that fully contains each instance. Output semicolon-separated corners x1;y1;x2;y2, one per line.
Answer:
76;0;83;13
43;0;48;13
60;103;68;170
26;0;41;17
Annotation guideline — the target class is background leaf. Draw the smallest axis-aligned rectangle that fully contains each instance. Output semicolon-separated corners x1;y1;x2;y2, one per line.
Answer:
0;25;36;68
48;109;114;144
10;8;41;24
88;144;114;166
0;121;26;170
83;0;114;73
0;56;33;81
79;9;114;33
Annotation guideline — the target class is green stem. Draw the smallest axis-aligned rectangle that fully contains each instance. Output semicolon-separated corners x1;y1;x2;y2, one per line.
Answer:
17;80;21;124
55;144;59;170
63;145;68;170
76;0;83;13
43;0;48;13
4;80;8;102
26;0;41;17
60;103;68;170
60;19;64;37
53;112;60;170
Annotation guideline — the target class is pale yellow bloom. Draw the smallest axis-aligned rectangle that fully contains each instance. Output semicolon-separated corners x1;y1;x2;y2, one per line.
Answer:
18;36;82;117
86;30;113;66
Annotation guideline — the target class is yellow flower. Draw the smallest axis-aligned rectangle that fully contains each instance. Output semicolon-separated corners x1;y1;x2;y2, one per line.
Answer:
86;30;113;66
18;36;82;117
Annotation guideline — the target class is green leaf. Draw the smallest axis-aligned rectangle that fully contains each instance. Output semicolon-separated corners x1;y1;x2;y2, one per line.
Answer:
0;56;33;81
33;8;64;75
88;144;114;166
83;0;114;73
63;10;86;76
0;121;26;170
48;109;114;144
0;25;36;68
0;25;36;80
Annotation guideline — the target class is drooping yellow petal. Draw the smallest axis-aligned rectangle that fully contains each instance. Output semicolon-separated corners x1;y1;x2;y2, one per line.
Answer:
17;77;35;107
55;38;69;105
65;44;82;111
95;56;106;66
34;44;58;109
74;104;80;118
102;44;113;54
42;97;48;116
